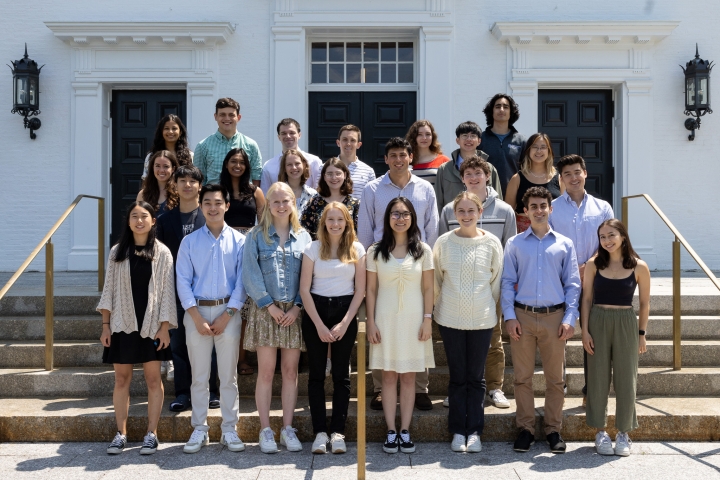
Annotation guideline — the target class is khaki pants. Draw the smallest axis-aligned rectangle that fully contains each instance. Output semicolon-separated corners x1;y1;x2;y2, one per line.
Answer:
510;307;565;435
484;319;505;392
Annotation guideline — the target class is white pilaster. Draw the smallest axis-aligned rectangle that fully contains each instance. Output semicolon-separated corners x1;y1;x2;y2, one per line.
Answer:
421;26;454;153
271;26;305;156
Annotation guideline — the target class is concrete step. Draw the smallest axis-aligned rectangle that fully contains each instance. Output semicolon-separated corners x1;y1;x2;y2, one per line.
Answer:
0;395;718;443
0;292;100;316
2;365;719;398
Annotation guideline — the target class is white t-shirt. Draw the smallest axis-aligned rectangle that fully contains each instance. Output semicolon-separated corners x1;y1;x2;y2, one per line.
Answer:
304;241;366;297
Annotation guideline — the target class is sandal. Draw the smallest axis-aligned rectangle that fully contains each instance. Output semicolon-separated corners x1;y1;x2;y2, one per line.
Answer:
238;363;255;375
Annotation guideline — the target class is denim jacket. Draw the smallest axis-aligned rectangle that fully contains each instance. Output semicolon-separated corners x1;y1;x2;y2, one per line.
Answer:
242;223;312;308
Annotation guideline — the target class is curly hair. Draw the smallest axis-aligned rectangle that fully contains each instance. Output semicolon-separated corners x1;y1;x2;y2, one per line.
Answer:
482;94;520;128
148;114;192;167
405;120;442;162
141;150;179;211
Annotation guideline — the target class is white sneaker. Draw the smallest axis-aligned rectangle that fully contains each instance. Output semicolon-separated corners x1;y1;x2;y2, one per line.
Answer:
325;358;332;378
330;433;346;454
595;431;614;456
259;427;279;454
220;431;245;452
615;432;632;457
466;433;482;453
443;397;449;408
160;361;167;375
451;434;466;452
312;432;328;454
487;389;510;408
280;426;303;452
166;361;175;381
183;429;209;454
139;431;159;455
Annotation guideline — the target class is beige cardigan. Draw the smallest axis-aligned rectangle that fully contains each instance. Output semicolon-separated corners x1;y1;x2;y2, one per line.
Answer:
97;241;178;338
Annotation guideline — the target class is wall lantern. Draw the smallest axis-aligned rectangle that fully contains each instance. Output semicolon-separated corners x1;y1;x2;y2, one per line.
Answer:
7;44;43;140
680;44;713;141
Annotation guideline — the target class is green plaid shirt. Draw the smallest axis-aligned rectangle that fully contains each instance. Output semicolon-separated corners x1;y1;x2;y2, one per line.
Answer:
194;130;262;184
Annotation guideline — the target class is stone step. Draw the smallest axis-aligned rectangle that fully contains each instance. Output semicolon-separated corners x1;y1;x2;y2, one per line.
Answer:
2;365;718;398
0;395;718;443
0;293;100;317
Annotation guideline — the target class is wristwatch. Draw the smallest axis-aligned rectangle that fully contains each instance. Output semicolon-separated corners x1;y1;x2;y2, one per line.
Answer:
226;307;237;317
639;330;646;336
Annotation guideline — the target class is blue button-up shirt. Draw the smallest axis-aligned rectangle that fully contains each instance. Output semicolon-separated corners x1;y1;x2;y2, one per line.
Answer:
242;224;312;308
501;227;581;326
549;191;614;266
176;224;247;311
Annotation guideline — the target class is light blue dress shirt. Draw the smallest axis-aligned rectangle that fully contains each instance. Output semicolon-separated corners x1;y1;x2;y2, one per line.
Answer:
176;224;247;311
500;227;581;326
549;191;614;266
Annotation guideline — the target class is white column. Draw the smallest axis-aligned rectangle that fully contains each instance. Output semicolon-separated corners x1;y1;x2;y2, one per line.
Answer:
509;80;538;136
187;83;217;148
67;82;103;270
271;26;305;157
421;26;454;151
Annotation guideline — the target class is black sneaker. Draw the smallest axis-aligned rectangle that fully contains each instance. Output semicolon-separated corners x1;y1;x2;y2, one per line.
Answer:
383;430;399;454
209;392;220;409
547;431;566;453
107;431;127;455
399;430;415;453
139;431;159;455
370;392;383;411
414;393;433;411
513;429;535;452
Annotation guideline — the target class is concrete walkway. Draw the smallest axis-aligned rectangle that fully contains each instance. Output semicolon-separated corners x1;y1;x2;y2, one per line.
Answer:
1;441;720;479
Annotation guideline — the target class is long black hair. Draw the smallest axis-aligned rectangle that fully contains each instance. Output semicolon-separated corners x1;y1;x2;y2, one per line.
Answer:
594;219;639;270
113;201;157;263
219;148;255;200
148;114;192;167
372;197;424;262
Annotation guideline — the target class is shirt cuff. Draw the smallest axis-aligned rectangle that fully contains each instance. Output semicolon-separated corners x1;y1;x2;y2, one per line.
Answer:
562;314;577;327
294;293;303;306
255;295;273;308
180;298;197;310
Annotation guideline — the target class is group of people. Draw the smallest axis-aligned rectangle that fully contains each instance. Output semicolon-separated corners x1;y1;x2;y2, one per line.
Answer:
99;94;650;459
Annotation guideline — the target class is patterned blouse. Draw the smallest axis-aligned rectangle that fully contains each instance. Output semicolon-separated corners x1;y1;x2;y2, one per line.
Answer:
300;194;360;240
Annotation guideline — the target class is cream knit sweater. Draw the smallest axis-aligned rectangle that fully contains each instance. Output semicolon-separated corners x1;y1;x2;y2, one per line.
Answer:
433;230;503;330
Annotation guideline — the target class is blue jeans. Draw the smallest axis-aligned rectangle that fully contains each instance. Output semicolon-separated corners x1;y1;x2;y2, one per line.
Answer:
171;303;219;398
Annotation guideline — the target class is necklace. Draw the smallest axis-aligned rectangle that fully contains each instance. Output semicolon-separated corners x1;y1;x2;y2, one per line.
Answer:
528;170;547;180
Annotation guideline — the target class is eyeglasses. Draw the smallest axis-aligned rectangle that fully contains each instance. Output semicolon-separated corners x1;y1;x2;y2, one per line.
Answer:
390;211;412;220
324;172;345;178
530;145;548;151
459;134;479;141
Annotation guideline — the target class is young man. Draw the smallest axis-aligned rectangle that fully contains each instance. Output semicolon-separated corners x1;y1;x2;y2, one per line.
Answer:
195;98;262;185
435;121;503;213
336;124;377;201
549;154;614;406
501;186;580;454
260;118;323;194
438;155;516;409
480;94;527;197
176;184;247;454
358;137;438;412
156;166;220;413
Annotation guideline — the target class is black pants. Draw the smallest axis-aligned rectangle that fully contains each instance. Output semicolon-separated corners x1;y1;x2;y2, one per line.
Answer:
172;303;219;398
438;324;493;436
301;294;358;434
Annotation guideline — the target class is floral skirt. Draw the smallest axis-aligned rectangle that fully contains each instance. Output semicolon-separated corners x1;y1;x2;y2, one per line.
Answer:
243;299;306;351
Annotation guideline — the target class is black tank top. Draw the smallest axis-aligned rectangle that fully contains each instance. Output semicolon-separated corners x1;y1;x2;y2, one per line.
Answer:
593;270;637;306
226;193;257;228
515;172;562;214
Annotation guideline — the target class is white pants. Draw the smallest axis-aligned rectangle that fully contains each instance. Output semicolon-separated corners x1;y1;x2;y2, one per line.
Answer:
184;304;242;434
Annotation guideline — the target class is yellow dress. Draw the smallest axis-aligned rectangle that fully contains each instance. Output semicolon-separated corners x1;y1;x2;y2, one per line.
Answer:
367;243;435;373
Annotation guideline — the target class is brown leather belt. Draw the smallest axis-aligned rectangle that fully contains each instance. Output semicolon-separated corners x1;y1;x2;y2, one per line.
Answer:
197;297;230;307
514;301;565;314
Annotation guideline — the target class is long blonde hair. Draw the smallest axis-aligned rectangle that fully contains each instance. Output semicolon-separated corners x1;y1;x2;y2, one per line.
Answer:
255;182;303;244
317;202;359;263
519;133;556;178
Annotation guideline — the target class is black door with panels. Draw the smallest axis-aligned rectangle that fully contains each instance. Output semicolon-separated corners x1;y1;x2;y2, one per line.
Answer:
111;90;186;244
538;90;614;205
308;91;417;176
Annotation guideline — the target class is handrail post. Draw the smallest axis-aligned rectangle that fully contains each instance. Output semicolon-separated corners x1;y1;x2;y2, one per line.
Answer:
98;197;105;291
672;238;681;370
356;319;366;480
621;196;628;230
45;239;54;371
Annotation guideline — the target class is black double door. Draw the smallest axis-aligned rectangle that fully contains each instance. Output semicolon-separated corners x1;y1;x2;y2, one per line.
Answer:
538;90;614;205
308;91;417;176
111;90;186;244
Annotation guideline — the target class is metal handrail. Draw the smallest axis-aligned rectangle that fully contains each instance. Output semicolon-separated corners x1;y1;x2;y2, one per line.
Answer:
622;194;720;370
0;195;105;370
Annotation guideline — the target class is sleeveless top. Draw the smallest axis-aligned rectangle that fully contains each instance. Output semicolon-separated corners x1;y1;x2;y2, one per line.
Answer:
515;172;561;214
226;192;257;228
593;270;637;306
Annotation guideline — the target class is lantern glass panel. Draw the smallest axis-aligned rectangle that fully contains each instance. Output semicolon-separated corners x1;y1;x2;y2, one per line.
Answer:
699;78;708;106
15;77;28;106
29;78;37;107
686;78;696;107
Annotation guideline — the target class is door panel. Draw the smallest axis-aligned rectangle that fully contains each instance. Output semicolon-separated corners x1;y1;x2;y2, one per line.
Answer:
538;90;614;205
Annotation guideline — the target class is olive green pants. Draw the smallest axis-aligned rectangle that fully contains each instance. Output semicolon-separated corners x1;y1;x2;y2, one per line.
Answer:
586;305;639;433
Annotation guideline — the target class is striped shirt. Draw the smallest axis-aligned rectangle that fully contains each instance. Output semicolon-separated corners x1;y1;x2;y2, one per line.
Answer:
194;130;262;185
260;150;323;195
358;172;439;249
347;158;377;201
411;155;450;186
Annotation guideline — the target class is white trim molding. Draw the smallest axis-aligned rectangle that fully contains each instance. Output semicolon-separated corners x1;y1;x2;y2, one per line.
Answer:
44;22;235;46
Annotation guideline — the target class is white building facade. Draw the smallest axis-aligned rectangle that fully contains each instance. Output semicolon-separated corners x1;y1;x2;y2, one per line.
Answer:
1;0;717;272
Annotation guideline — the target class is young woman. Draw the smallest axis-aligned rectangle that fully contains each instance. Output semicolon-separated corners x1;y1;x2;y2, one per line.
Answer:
242;182;312;454
278;149;317;215
405;119;450;186
582;219;650;457
433;192;503;453
98;201;177;456
300;158;359;241
366;197;435;455
137;150;180;216
219;147;266;376
504;133;564;233
142;114;193;180
300;202;366;455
